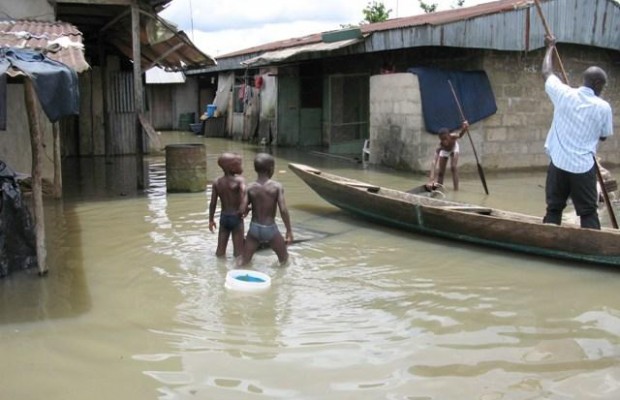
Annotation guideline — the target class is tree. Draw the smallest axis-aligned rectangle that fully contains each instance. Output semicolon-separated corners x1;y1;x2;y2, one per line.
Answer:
362;1;392;23
418;0;466;14
418;0;438;13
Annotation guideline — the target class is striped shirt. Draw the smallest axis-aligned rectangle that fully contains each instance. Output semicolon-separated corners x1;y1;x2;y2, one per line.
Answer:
544;74;613;173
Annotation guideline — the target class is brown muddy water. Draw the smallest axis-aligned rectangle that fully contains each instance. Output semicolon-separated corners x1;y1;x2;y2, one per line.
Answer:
2;133;620;400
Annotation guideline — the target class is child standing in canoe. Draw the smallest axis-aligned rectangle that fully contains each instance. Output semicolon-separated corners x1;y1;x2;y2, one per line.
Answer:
208;152;246;258
426;120;469;191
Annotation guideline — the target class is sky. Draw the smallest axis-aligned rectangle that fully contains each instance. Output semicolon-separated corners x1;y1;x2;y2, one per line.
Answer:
160;0;493;57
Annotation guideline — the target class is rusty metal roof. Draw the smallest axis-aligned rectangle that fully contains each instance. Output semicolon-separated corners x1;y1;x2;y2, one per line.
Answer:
0;19;90;73
363;0;533;32
55;2;216;72
208;0;620;73
221;0;532;59
102;13;216;71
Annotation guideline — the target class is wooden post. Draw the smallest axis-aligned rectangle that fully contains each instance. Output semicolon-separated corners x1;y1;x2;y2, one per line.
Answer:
24;78;48;275
131;1;144;132
132;1;147;189
98;35;111;159
52;122;62;199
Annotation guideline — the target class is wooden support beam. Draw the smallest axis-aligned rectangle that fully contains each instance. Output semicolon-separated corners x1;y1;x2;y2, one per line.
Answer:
132;2;143;113
53;122;62;199
99;8;130;33
132;1;144;157
24;78;48;276
146;42;184;70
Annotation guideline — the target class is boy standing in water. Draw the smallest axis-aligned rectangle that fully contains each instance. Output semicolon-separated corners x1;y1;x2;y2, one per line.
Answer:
426;120;469;191
238;153;293;266
209;152;245;257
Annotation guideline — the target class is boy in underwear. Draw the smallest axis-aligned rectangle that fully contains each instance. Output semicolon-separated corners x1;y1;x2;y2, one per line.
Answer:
426;120;468;191
208;152;245;257
238;153;293;266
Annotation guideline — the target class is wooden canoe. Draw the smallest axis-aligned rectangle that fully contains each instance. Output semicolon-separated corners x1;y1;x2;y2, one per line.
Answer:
289;163;620;267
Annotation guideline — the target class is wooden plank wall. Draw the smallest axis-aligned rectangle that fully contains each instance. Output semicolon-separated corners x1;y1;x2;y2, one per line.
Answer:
107;71;137;155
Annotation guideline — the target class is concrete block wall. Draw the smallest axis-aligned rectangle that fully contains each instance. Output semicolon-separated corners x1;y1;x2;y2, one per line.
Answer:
369;45;620;173
369;72;488;173
481;50;549;170
369;73;433;171
483;45;620;170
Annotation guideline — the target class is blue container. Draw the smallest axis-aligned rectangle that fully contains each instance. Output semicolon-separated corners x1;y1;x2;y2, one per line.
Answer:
206;104;217;118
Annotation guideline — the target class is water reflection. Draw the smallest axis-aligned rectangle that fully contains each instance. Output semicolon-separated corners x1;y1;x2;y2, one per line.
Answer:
1;134;620;399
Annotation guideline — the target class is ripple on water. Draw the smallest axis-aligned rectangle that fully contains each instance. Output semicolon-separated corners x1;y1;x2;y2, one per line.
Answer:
132;152;620;399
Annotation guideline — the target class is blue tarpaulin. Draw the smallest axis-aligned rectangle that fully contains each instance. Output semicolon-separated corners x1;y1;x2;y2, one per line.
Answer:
408;67;497;134
0;48;79;123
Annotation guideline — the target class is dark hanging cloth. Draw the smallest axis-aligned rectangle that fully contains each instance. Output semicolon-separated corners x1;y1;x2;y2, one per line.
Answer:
0;47;79;122
408;67;497;134
0;160;37;277
0;74;6;130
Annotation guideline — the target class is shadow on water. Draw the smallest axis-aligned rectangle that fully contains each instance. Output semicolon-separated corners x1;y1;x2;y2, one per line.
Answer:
1;155;148;324
0;194;91;324
3;133;620;399
2;135;616;328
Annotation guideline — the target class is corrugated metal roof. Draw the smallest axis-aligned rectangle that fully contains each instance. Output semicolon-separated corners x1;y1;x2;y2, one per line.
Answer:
145;66;186;84
196;0;620;73
220;0;532;59
0;19;90;73
240;37;365;67
55;2;216;72
103;14;216;71
364;0;534;31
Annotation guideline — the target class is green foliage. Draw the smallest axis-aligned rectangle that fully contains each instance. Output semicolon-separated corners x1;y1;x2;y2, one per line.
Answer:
362;1;392;23
419;0;466;13
418;0;438;13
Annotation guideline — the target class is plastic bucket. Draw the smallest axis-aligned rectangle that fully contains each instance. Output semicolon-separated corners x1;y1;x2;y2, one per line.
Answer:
225;269;271;292
206;104;217;118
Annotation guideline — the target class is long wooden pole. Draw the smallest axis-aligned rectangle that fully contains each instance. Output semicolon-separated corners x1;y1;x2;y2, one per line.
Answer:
447;80;489;195
534;0;618;229
24;78;48;275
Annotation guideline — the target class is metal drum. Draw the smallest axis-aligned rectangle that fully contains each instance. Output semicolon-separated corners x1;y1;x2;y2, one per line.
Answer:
165;144;207;193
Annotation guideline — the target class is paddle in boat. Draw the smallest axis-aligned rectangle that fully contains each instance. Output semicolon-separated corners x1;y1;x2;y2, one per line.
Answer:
288;163;620;267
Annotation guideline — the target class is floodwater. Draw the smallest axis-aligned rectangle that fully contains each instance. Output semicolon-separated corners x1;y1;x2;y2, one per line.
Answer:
2;133;620;400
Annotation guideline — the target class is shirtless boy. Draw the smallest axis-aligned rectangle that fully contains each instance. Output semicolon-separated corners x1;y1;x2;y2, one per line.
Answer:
426;120;469;191
238;153;293;266
208;152;245;257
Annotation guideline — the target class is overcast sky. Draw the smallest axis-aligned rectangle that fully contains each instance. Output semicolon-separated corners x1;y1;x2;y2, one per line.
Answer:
160;0;493;57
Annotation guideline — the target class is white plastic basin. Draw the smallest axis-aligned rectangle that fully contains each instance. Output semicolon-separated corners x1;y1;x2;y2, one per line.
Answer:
225;269;271;292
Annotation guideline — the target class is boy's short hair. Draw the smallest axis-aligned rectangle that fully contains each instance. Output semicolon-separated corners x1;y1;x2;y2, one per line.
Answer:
254;153;275;173
438;128;450;136
218;152;240;171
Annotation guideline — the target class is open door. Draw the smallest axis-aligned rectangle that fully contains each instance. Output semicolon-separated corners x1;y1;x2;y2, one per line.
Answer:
327;73;369;155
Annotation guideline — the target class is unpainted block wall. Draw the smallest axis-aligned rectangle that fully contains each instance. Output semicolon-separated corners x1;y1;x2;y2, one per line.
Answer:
482;45;619;170
369;46;620;173
369;73;428;171
369;73;485;173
